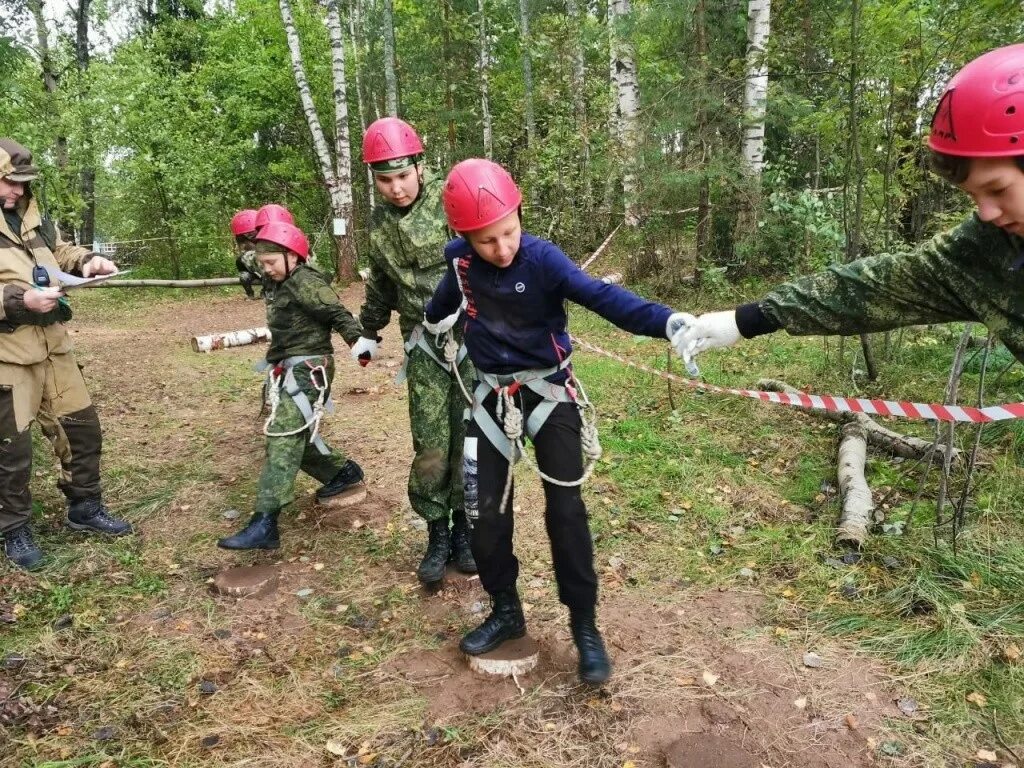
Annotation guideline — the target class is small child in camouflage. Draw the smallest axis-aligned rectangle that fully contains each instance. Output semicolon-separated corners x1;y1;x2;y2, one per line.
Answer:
231;204;294;300
674;43;1024;369
425;158;690;685
218;220;367;551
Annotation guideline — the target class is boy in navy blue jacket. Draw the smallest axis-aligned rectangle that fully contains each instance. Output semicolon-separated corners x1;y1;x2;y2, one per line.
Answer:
425;158;687;684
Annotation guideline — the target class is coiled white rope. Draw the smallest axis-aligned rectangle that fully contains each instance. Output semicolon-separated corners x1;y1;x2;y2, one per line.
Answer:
263;365;328;443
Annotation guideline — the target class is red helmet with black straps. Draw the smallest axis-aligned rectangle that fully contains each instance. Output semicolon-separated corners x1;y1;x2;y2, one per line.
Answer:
256;221;309;260
442;158;522;233
928;43;1024;157
362;117;424;164
230;209;259;236
255;203;295;230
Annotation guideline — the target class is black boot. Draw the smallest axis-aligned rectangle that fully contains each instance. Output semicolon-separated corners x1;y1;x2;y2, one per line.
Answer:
217;513;280;550
3;524;44;571
316;460;364;501
417;518;451;585
570;609;612;684
459;588;527;655
67;498;132;537
449;510;477;574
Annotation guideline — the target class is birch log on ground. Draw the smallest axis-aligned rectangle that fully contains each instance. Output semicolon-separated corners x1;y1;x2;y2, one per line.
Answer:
104;278;242;288
191;327;271;353
836;420;874;548
756;379;960;463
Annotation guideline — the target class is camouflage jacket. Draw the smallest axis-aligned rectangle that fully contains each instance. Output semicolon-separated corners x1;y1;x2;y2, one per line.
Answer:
264;264;362;363
0;195;90;365
753;214;1024;362
359;174;450;338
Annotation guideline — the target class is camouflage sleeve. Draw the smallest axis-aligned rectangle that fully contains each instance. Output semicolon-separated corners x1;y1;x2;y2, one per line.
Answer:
758;220;981;337
294;274;363;346
358;255;398;337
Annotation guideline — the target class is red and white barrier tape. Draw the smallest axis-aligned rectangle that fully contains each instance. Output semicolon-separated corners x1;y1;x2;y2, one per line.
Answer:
569;335;1024;424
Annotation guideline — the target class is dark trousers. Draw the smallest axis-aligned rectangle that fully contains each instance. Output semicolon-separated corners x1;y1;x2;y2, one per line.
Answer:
465;387;598;611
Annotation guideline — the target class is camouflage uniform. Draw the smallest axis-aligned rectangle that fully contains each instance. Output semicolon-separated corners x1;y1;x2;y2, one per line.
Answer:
236;249;263;299
359;174;474;523
745;214;1024;362
257;263;362;514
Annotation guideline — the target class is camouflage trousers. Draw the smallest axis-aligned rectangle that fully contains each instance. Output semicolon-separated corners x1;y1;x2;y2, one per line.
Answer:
255;358;348;516
406;343;474;523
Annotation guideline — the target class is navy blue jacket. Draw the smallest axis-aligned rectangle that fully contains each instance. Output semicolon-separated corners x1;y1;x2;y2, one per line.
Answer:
425;233;673;375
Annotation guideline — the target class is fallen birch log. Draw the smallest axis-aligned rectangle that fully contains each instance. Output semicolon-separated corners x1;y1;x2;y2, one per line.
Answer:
756;379;960;463
103;277;242;288
191;327;271;353
835;421;874;548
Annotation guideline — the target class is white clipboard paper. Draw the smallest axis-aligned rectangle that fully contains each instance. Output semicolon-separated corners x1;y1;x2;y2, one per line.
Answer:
42;265;132;290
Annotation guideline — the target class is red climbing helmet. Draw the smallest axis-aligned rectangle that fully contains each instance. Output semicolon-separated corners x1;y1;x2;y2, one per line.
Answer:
442;158;522;233
254;203;295;230
256;221;309;260
362;117;424;164
928;43;1024;157
230;209;259;236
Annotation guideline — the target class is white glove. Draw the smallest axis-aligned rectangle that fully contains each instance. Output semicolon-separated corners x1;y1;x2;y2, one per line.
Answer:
422;310;460;336
350;336;378;366
670;310;742;371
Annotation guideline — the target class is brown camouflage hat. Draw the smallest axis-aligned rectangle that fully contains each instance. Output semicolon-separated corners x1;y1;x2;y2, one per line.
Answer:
0;138;40;182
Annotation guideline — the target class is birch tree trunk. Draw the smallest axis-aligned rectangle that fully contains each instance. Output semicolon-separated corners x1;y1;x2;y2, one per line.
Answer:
382;0;399;115
608;0;640;227
694;0;712;274
75;0;96;246
518;0;536;148
348;0;376;215
279;0;350;280
326;0;357;282
478;0;494;158
441;0;458;162
740;0;770;176
566;0;591;209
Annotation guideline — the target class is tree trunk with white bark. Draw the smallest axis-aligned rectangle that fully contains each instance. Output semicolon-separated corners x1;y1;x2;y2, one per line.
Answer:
349;0;376;215
519;0;536;148
326;0;357;281
836;421;874;548
382;0;399;115
608;0;640;227
567;0;591;210
740;0;770;176
478;0;494;158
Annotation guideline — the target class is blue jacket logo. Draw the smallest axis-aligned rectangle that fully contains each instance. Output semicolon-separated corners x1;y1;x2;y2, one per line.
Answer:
515;282;526;293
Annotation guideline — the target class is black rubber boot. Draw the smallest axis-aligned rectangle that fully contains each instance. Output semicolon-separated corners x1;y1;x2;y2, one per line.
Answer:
449;509;477;574
217;513;280;550
570;608;612;684
316;460;365;501
67;498;132;537
459;588;527;656
3;524;44;571
416;517;451;585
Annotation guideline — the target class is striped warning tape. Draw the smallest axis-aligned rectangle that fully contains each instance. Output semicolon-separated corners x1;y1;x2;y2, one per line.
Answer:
569;335;1024;424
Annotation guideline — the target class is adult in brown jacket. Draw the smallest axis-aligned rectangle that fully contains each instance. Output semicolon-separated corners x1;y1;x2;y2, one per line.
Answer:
0;138;131;571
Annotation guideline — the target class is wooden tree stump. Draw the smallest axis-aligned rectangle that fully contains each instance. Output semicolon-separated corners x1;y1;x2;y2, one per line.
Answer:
467;635;540;678
211;566;278;598
318;483;368;509
442;565;482;594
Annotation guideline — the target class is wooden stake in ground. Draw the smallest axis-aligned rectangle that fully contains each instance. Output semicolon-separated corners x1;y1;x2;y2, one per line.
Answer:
191;327;272;353
836;421;874;548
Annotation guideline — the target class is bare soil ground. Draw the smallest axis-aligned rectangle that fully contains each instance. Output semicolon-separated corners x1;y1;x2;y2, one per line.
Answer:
1;287;915;767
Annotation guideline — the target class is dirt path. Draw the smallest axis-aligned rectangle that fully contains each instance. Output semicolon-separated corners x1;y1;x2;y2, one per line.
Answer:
4;288;906;767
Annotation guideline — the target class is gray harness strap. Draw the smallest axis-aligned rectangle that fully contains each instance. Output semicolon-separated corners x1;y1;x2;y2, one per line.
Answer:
395;324;469;385
472;358;575;461
256;355;333;455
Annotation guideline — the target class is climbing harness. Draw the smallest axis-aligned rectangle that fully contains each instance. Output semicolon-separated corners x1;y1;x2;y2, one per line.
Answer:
471;358;602;513
395;323;469;388
257;355;333;455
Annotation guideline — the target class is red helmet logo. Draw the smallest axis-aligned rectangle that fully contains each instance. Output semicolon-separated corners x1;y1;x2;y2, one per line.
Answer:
362;117;425;164
442;158;523;233
928;43;1024;157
